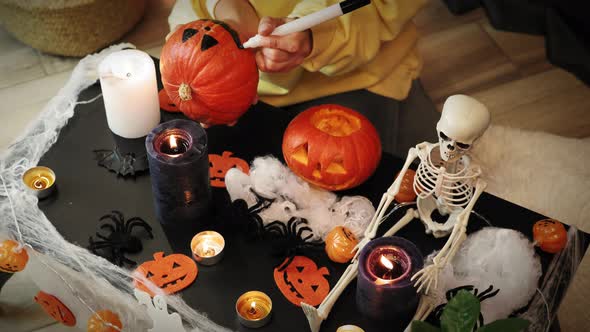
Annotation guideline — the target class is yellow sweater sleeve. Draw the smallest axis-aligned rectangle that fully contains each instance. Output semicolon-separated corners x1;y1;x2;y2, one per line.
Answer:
290;0;426;76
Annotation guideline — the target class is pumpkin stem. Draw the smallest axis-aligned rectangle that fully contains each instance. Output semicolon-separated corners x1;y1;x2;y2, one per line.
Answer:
178;83;192;101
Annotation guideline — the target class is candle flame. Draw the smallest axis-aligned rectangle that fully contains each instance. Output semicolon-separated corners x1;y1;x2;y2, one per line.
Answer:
169;135;178;149
251;301;256;309
380;255;394;270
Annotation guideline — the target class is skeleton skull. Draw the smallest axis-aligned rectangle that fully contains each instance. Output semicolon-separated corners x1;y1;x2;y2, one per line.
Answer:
436;95;490;162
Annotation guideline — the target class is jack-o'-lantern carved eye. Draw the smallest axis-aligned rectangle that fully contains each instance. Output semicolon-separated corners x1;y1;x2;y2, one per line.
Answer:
201;34;219;51
291;143;309;166
182;28;198;42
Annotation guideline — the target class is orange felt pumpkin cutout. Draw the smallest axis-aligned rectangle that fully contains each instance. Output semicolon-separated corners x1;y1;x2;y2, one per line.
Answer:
159;89;180;112
160;20;258;126
282;104;382;191
394;169;417;203
274;256;330;307
87;310;122;332
0;239;29;273
325;226;359;263
34;291;76;326
209;151;249;188
533;219;568;253
134;252;198;296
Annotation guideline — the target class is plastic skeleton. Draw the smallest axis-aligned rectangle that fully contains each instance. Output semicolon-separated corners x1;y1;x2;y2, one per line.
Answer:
302;95;491;332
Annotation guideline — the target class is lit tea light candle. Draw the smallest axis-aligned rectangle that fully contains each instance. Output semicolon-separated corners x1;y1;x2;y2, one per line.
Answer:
146;120;211;225
236;291;272;328
98;49;160;138
356;236;423;321
22;166;56;199
190;231;225;266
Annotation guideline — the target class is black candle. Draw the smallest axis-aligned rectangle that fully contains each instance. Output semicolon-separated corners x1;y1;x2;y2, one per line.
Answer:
356;236;423;321
145;119;211;225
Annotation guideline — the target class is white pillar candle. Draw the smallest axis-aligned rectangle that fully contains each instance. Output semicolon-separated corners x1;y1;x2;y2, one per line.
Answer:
98;49;160;138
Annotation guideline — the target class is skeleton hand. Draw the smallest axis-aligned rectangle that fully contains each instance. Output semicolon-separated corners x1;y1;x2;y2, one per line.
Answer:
411;263;441;294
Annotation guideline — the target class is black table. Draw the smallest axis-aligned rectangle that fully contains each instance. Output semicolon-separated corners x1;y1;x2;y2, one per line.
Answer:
36;63;588;332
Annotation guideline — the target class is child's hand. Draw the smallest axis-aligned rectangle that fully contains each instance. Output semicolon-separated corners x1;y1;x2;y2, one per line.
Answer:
255;17;312;73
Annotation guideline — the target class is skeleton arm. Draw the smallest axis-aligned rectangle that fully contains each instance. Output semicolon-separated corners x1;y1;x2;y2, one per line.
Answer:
412;178;487;294
362;147;420;240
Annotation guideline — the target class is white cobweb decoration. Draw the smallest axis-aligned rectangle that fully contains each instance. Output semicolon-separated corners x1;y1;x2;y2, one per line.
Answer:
225;156;375;240
425;227;542;324
0;43;231;332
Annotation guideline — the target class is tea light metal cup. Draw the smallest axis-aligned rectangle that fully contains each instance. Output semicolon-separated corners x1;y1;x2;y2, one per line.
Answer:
236;291;272;328
191;231;225;266
22;166;56;199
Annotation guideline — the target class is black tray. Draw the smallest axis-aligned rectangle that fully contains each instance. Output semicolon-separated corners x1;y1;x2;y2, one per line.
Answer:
37;60;588;332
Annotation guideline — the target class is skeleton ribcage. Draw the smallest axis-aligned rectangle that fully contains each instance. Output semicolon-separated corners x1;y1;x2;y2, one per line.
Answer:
413;157;478;208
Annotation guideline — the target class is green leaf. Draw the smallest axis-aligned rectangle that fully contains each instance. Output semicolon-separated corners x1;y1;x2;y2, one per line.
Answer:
441;290;481;332
476;318;530;332
411;321;441;332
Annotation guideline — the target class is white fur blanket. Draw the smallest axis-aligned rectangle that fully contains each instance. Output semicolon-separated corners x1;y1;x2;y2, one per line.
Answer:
471;125;590;229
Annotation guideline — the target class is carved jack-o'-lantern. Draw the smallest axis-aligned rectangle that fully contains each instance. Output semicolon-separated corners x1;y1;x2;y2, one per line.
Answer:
159;89;180;112
87;310;122;332
533;219;568;253
394;169;417;203
274;256;330;307
34;291;76;326
325;226;359;263
282;104;382;191
209;151;249;188
134;252;198;296
0;239;28;273
160;19;258;126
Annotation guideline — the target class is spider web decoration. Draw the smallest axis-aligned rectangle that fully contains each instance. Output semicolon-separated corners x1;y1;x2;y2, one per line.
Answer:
0;44;231;332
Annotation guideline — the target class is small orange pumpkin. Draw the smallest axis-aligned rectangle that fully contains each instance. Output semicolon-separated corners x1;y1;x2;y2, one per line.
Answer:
134;252;198;296
87;310;122;332
274;256;330;307
34;291;76;326
394;169;417;203
158;89;180;112
533;219;568;253
325;226;359;263
209;151;249;188
0;239;28;273
282;104;381;191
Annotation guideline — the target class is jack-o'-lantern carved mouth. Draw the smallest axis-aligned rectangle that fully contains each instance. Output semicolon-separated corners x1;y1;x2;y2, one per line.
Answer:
282;269;322;299
0;265;18;273
160;274;188;289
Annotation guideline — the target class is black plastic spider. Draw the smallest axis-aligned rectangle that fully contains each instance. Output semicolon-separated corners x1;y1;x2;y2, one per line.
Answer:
88;211;153;267
431;285;500;328
219;188;275;239
264;217;324;270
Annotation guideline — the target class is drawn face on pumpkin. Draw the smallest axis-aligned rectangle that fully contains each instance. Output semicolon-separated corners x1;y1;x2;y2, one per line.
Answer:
87;310;122;332
180;19;243;53
34;291;77;326
273;256;330;307
134;252;198;296
209;151;249;188
0;239;28;273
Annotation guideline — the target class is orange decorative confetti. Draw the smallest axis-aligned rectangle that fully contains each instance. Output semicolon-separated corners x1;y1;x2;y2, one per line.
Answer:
209;151;249;188
134;252;198;296
274;256;330;307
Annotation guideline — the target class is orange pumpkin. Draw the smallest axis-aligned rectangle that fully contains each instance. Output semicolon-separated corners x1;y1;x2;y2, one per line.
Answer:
160;20;258;126
394;169;417;203
274;256;330;307
209;151;249;188
158;89;180;112
34;291;76;326
325;226;359;263
0;239;28;273
533;219;568;253
87;310;122;332
134;252;198;296
282;104;382;191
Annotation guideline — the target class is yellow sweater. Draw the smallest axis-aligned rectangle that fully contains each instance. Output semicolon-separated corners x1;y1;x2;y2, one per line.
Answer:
191;0;426;107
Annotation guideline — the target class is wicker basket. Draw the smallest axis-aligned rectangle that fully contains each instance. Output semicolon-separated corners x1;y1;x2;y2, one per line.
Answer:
0;0;146;57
